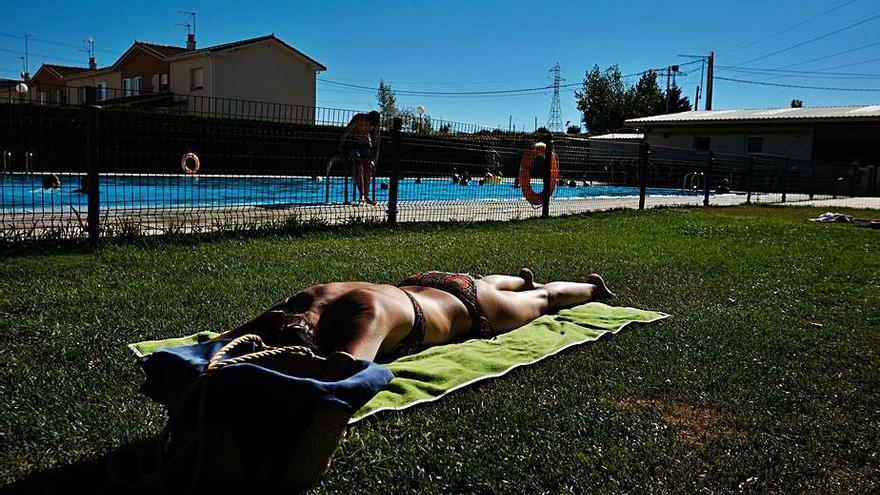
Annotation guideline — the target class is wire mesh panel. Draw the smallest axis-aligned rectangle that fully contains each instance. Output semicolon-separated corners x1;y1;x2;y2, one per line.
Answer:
94;108;383;235
0;103;89;241
3;86;880;243
394;132;541;223
554;136;645;214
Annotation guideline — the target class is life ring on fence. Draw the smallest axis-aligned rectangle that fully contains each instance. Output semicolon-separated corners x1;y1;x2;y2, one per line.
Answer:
519;143;558;206
181;152;200;174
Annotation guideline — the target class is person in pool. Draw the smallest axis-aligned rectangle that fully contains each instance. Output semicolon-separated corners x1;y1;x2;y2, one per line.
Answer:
213;269;613;362
338;111;382;205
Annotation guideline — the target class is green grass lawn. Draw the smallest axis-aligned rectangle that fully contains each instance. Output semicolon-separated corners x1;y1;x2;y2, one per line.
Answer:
2;205;878;493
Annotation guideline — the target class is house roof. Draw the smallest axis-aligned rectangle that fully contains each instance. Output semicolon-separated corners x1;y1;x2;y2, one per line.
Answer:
626;105;880;127
590;132;645;140
167;34;327;71
0;78;23;90
41;64;93;78
36;33;326;83
135;41;191;58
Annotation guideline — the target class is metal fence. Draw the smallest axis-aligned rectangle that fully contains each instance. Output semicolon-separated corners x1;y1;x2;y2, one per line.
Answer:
2;87;878;243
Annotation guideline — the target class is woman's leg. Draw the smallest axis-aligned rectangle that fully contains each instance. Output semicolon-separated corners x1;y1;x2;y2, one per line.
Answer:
477;274;612;333
480;268;538;291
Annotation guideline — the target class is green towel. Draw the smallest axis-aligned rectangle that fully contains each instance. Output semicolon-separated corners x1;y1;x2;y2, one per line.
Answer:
351;302;667;422
128;302;668;422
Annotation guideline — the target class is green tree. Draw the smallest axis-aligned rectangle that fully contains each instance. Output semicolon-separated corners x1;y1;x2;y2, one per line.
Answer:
377;80;398;125
575;65;629;134
791;99;804;108
627;70;663;117
566;125;582;134
661;84;692;114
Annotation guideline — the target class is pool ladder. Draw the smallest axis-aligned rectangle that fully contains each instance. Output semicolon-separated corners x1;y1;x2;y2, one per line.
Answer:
324;157;377;204
1;151;34;173
682;171;703;194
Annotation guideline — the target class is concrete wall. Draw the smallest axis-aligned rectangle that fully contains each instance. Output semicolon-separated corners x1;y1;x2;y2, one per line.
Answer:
170;54;213;97
64;70;122;103
211;40;317;109
644;125;814;159
118;47;171;93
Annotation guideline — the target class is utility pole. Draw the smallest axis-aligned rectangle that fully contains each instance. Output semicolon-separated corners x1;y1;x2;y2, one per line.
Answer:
706;51;715;111
665;66;672;113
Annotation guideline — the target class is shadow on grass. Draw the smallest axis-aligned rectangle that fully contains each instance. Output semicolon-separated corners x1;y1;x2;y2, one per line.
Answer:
3;439;159;495
4;437;313;495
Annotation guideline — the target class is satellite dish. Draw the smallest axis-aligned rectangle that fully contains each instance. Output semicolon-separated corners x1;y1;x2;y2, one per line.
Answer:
14;82;29;94
416;105;425;115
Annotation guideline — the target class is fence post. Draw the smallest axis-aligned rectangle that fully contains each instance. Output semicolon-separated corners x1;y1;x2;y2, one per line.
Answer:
703;150;714;207
387;117;402;224
638;140;649;210
84;86;101;242
808;161;817;200
746;155;755;204
542;133;553;217
781;157;789;203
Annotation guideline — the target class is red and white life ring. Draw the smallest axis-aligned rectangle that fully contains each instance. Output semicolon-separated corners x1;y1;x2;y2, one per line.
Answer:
181;152;200;174
519;143;558;206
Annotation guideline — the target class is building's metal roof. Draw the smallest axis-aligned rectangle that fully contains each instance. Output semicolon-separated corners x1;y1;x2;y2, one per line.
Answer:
589;132;644;140
626;105;880;126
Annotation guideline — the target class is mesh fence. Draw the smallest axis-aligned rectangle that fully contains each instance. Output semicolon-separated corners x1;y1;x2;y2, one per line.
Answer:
2;90;878;243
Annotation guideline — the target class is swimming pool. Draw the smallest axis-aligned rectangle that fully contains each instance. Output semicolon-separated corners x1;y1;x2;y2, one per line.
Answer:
1;173;696;212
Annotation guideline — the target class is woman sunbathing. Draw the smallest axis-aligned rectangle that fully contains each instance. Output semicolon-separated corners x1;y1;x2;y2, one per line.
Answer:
216;269;613;362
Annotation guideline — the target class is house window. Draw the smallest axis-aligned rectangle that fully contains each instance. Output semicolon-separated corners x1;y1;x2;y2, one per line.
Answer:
190;67;204;90
160;73;169;91
746;136;764;154
96;82;107;101
151;74;159;93
122;78;132;96
694;136;711;151
38;91;46;105
132;76;143;95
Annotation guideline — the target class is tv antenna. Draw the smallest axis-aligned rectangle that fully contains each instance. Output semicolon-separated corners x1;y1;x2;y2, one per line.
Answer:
178;11;196;36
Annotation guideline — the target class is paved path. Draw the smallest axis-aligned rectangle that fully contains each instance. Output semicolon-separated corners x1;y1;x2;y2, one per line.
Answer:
2;192;876;239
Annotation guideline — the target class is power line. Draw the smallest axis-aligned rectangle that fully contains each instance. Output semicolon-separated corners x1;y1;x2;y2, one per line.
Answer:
715;76;880;91
811;56;880;72
319;78;553;96
0;32;117;55
717;65;880;77
0;47;84;65
721;0;859;56
730;12;880;67
772;40;880;70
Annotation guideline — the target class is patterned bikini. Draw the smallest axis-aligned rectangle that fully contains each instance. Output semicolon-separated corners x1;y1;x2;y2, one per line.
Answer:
388;271;494;359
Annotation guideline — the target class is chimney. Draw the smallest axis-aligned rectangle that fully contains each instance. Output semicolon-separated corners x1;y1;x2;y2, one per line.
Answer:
187;33;196;50
88;57;97;70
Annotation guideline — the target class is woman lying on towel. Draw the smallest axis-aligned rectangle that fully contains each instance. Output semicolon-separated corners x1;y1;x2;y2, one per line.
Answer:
215;269;613;362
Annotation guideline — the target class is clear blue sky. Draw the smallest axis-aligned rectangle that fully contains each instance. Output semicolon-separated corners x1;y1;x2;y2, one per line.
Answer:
2;0;878;130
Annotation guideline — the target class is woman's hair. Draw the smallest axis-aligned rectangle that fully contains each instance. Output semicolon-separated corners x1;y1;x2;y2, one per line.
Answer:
279;324;324;355
368;111;381;125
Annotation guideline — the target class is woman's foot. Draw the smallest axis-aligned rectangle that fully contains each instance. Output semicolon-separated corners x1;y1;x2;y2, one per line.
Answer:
587;273;614;299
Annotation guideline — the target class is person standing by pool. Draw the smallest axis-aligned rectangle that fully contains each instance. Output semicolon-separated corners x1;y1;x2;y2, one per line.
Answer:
338;111;382;205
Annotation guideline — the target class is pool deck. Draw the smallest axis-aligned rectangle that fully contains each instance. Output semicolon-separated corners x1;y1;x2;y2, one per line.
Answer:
2;192;877;239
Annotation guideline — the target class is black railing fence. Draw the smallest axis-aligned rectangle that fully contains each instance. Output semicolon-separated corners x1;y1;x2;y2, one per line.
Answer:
2;82;499;134
1;87;878;242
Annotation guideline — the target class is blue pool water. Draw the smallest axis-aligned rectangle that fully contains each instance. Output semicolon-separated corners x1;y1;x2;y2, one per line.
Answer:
1;173;694;212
